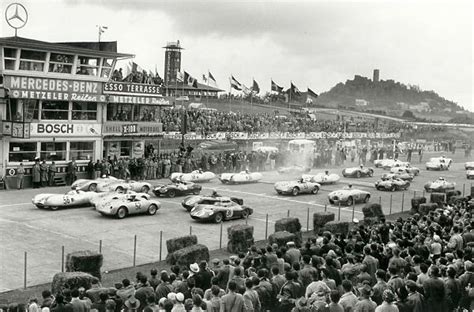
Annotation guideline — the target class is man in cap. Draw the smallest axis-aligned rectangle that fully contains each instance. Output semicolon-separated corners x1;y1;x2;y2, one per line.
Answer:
194;260;213;291
354;283;376;311
124;295;140;312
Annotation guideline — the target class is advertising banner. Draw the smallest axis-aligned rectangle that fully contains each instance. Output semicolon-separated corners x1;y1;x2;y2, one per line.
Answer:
29;123;101;137
103;81;162;96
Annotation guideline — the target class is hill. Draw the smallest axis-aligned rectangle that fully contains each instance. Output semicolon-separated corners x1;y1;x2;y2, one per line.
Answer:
315;75;469;121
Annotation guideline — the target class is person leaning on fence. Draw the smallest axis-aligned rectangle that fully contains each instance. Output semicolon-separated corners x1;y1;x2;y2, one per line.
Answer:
17;163;25;190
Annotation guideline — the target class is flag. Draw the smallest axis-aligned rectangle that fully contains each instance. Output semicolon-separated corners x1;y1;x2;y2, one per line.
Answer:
241;84;251;95
184;71;197;87
307;87;318;100
230;76;242;91
252;79;260;94
192;79;198;88
177;71;184;82
155;65;161;78
208;71;217;85
290;82;301;96
271;80;283;93
98;25;108;34
202;74;207;84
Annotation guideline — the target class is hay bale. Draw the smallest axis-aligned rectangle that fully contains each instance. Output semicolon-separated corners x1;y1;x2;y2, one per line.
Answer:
411;197;427;214
52;272;98;295
313;212;335;229
66;250;103;280
268;231;296;247
323;221;351;236
419;203;438;215
362;217;379;227
275;218;302;245
227;224;254;254
448;195;465;205
167;244;209;267
446;190;461;202
166;235;198;254
362;203;384;218
430;192;446;207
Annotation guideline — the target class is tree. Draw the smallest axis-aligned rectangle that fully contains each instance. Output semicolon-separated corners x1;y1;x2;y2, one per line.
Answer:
402;110;415;119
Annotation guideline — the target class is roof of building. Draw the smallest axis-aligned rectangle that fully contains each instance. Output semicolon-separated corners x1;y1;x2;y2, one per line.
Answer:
0;36;134;59
164;81;223;92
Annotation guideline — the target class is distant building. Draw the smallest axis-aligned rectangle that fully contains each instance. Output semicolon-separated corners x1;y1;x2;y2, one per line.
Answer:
409;102;431;112
163;41;182;86
355;99;369;106
373;69;379;82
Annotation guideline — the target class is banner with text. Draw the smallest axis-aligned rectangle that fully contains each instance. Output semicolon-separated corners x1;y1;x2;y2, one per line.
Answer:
29;123;102;137
4;75;106;102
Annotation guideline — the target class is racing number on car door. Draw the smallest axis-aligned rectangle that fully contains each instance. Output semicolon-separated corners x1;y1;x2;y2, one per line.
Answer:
63;195;71;205
135;202;142;210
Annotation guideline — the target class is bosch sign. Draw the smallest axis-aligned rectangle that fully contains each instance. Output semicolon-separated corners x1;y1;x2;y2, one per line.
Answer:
37;124;73;134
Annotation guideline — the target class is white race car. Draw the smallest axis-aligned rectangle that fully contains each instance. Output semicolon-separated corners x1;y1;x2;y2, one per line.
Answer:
342;167;374;178
465;162;474;170
426;157;452;171
277;165;311;174
274;179;321;196
424;177;456;193
467;170;474;179
96;179;152;193
390;165;420;176
382;159;410;170
170;170;215;183
33;190;101;210
72;176;119;192
95;193;161;219
301;172;340;185
219;171;262;184
374;159;402;168
328;188;371;206
381;172;414;181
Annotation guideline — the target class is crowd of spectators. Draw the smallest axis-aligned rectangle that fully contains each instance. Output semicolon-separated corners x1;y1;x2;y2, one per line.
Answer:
5;190;473;311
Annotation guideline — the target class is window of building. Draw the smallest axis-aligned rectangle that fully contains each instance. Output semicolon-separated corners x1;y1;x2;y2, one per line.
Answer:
48;52;74;74
72;102;97;120
41;101;69;120
120;141;132;157
76;56;100;76
101;58;114;78
107;103;132;121
3;47;18;70
6;99;39;121
19;49;46;72
40;142;66;161
70;141;94;161
133;105;160;122
9;142;37;162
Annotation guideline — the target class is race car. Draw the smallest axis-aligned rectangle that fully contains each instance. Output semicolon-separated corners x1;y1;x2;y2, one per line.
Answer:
465;162;474;170
328;188;371;206
423;177;456;193
390;165;420;176
382;159;410;170
153;181;202;198
33;189;101;210
189;200;253;223
375;178;410;191
381;172;414;181
277;165;311;174
274;179;321;196
301;172;340;185
467;170;474;179
170;170;215;183
90;191;149;206
219;171;263;184
182;195;244;212
72;176;119;192
426;157;452;171
342;167;374;178
95;193;161;219
96;179;152;193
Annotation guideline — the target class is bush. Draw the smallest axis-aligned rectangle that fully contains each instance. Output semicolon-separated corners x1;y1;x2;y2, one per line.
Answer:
268;231;297;247
166;235;198;254
419;203;438;215
430;193;446;207
66;250;103;280
411;197;427;214
323;221;351;236
313;212;335;233
275;218;302;245
167;244;209;268
227;224;254;253
362;203;384;218
52;272;98;295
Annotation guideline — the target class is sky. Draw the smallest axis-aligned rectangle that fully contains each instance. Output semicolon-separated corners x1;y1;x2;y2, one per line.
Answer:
1;0;472;111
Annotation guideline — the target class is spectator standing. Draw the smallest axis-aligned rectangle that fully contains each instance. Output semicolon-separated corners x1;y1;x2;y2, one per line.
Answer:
32;159;41;188
328;290;344;312
40;160;48;187
422;266;447;312
66;159;77;185
17;163;25;190
339;280;358;312
375;290;398;312
48;161;56;186
220;281;245;312
87;160;94;180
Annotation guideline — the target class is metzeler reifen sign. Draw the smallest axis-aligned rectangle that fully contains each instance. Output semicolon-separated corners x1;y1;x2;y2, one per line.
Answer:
4;75;106;102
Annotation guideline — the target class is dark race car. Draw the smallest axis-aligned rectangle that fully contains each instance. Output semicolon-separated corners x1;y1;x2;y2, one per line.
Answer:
375;178;410;191
189;200;253;223
153;182;202;198
342;167;374;178
181;195;244;212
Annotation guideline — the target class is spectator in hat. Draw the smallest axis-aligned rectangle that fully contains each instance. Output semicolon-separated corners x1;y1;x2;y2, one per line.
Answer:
124;296;140;312
195;261;213;291
354;284;377;312
171;292;185;312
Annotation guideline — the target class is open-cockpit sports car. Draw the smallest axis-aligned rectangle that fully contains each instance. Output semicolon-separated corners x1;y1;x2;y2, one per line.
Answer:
424;177;456;193
301;172;340;185
95;193;161;219
374;159;407;169
189;200;253;223
390;165;420;176
328;188;371;206
342;167;374;178
274;179;321;196
467;170;474;179
72;176;152;193
72;176;118;192
219;171;263;184
465;162;474;170
153;181;202;198
426;157;452;171
32;189;100;210
375;178;410;191
381;172;414;181
170;170;215;183
182;195;244;212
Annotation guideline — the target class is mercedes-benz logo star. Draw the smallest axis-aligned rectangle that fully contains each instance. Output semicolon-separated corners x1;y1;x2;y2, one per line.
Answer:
5;3;28;30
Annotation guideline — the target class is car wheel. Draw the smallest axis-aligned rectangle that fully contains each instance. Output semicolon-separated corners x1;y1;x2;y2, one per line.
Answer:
292;187;299;196
356;171;361;178
193;190;201;195
277;191;282;195
115;186;124;193
88;183;97;192
347;196;354;206
368;170;374;177
147;204;158;215
50;206;59;211
168;190;176;198
116;207;128;219
141;185;150;193
214;212;224;223
364;195;370;203
221;180;229;184
312;186;319;195
242;209;250;219
329;199;334;205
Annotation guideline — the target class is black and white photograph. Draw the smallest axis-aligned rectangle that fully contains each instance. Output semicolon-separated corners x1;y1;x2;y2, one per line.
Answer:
0;0;473;311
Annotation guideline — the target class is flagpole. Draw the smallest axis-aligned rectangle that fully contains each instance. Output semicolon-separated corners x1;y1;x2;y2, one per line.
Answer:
206;70;209;106
228;76;232;112
250;77;253;112
289;81;291;112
